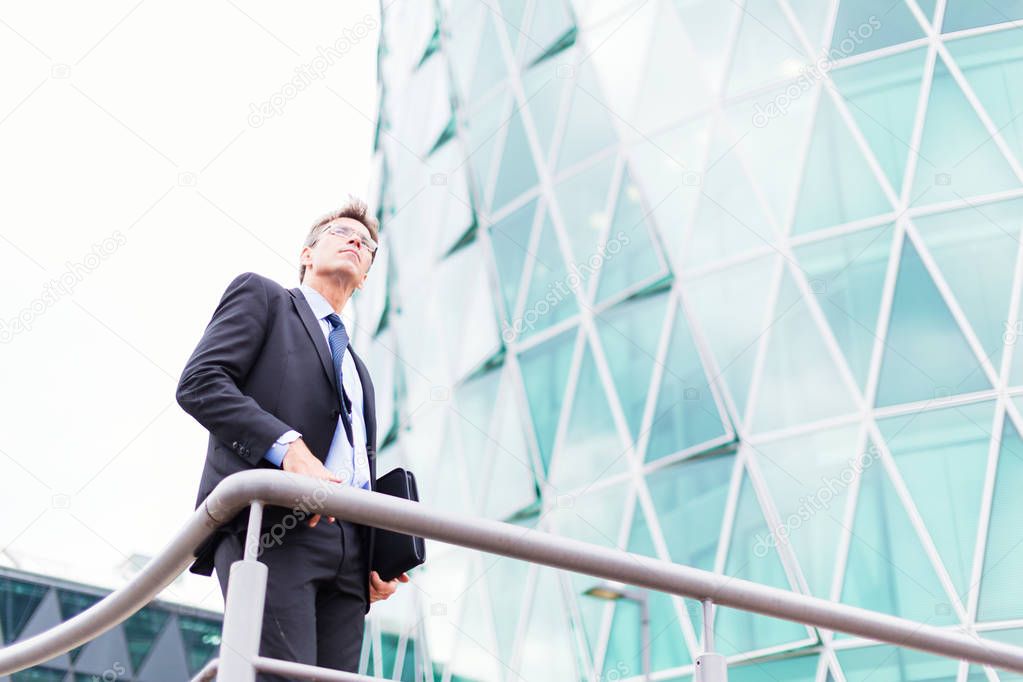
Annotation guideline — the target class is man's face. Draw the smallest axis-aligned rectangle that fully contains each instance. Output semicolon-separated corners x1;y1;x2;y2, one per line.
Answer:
301;217;374;287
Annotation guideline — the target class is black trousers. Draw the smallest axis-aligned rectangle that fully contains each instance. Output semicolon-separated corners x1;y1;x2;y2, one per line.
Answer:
214;519;367;680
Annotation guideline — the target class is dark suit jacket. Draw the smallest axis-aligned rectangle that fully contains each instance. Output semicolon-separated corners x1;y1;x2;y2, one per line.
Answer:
175;272;377;605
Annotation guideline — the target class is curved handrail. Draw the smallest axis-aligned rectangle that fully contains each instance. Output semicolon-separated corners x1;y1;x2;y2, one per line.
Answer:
2;469;1023;674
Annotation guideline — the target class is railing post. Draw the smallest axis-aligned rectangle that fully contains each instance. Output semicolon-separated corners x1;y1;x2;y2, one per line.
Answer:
217;502;267;682
694;599;727;682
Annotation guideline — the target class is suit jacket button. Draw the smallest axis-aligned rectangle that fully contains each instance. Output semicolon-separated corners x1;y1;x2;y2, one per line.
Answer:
330;408;339;419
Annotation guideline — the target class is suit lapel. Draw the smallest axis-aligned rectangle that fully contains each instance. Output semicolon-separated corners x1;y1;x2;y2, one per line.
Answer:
290;288;341;406
349;345;376;451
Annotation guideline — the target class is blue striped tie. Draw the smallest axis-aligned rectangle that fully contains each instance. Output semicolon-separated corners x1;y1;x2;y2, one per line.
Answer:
326;313;353;444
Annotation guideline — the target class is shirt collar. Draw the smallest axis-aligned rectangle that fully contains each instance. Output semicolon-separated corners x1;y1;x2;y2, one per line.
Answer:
298;284;360;335
299;283;338;322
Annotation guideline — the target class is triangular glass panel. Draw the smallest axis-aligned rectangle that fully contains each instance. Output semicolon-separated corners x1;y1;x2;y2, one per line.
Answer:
909;54;1021;208
426;113;456;156
469;15;507;102
878;400;993;599
551;481;631;658
646;454;736;572
646;299;728;461
491;108;539;210
631;0;710;134
518;327;576;472
724;82;817;229
522;0;575;66
178;615;221;677
830;0;925;57
464;91;511;209
942;0;1023;31
977;408;1023;621
913;198;1023;369
595;292;670;440
482;367;539;519
792;94;893;235
517;211;579;339
518;568;578;680
716;471;809;655
620;500;691;671
840;439;958;625
836;644;960;680
74;627;131;676
830;47;928;197
15;589;70;669
795;224;894;392
135;613;189;681
57;589;101;662
686;130;777;266
787;0;832;47
447;579;501;682
685;256;777;417
754;423;863;598
490;198;539;322
730;654;820;681
750;269;859;432
416;24;441;68
528;27;577;67
726;0;808;96
673;0;740;93
595;171;667;303
556;62;619;170
628;116;710;269
454;366;503;496
122;603;171;673
497;0;527;51
548;342;629;490
875;235;990;406
916;0;939;24
0;576;47;644
522;58;568;164
947;30;1023;174
479;516;532;666
554;154;617;290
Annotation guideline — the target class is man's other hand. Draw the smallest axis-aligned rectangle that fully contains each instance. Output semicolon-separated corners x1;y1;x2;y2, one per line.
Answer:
369;570;409;603
281;438;340;527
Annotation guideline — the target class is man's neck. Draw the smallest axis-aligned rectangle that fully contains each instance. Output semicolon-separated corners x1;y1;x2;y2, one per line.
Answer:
303;275;357;315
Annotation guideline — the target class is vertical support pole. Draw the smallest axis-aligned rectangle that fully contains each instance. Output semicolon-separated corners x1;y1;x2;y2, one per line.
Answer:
217;502;267;681
640;596;651;681
694;599;727;682
243;501;263;561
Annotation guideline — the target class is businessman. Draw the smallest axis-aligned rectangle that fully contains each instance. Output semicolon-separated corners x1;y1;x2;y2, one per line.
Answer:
176;197;407;677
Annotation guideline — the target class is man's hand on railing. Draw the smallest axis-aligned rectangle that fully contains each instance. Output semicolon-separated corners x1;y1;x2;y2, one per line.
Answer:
368;570;409;603
281;438;341;527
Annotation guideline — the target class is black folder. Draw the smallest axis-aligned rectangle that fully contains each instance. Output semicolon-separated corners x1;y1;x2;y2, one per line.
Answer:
371;467;426;581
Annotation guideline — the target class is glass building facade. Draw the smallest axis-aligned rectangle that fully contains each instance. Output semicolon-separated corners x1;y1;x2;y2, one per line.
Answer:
359;1;1023;680
0;568;221;680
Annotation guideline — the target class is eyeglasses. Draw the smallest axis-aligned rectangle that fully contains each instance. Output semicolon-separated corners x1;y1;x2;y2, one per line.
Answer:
318;222;378;254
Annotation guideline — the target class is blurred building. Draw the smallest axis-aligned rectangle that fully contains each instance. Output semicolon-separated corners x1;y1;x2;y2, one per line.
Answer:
359;0;1023;680
0;567;220;681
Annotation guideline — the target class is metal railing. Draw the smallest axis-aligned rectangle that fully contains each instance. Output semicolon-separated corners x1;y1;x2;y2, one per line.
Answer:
2;469;1023;680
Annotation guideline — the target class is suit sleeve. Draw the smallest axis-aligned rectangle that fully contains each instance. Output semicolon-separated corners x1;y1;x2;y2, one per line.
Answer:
176;272;292;466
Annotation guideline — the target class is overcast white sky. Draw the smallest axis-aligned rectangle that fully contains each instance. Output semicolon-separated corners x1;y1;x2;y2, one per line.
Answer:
0;0;381;612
